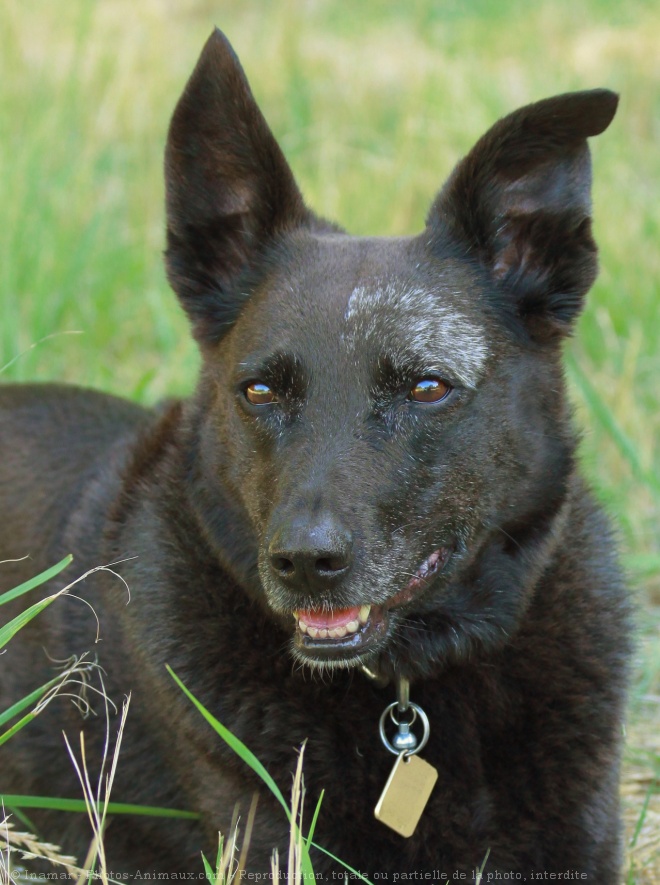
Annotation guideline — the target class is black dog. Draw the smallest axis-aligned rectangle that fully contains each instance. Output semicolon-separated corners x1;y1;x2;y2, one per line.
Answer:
0;30;631;881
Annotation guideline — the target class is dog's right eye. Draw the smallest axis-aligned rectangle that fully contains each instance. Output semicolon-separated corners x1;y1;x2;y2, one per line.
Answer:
408;378;451;403
245;382;276;405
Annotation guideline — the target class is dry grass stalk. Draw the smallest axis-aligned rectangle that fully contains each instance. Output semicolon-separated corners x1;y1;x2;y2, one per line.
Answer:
0;817;84;881
236;792;259;878
63;692;131;885
287;744;306;885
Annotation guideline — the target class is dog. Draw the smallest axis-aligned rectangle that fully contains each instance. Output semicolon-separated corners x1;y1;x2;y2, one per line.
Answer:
0;29;632;881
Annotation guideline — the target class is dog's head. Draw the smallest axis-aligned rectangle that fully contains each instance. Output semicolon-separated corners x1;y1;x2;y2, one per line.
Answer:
164;30;617;678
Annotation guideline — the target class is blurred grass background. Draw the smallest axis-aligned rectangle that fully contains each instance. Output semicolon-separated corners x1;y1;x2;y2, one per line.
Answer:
1;0;658;878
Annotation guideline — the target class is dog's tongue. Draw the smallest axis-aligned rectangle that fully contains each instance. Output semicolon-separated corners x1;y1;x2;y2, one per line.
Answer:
296;606;361;629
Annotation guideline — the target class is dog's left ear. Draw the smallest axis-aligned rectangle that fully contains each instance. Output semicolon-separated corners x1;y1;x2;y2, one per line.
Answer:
165;30;313;344
428;90;618;342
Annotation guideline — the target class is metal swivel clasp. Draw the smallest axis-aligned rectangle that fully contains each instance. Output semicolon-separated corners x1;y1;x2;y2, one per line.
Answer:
378;675;430;757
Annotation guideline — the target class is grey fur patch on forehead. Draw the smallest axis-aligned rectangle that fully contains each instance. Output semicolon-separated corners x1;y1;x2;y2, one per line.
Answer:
343;281;489;387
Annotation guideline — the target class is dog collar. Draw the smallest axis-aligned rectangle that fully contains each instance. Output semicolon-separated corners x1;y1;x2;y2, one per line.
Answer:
374;673;437;837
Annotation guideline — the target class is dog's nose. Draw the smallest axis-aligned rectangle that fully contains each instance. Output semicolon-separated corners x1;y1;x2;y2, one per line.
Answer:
268;514;353;591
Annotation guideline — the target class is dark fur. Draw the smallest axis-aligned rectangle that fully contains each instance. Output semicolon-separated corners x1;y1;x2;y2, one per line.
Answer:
0;31;631;881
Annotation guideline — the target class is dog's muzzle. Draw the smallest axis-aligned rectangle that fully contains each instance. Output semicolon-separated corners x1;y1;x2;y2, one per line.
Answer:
290;547;452;666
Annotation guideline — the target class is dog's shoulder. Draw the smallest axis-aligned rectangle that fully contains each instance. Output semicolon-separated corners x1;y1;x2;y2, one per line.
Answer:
0;382;148;431
0;384;153;574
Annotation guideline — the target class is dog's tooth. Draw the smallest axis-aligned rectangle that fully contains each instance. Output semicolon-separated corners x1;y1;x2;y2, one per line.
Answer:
299;620;308;634
359;605;371;624
307;626;319;638
318;628;329;639
328;625;347;639
346;620;359;634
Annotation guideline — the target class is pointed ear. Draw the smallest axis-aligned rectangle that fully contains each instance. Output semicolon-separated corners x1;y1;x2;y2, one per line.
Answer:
428;90;618;341
164;30;312;343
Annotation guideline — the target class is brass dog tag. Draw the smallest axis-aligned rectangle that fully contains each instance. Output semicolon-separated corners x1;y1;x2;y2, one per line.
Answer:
374;752;438;837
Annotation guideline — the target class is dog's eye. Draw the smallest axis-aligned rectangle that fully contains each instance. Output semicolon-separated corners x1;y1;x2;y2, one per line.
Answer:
245;382;276;405
408;378;451;403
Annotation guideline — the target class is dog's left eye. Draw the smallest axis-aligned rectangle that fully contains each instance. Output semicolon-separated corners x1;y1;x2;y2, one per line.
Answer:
245;383;276;405
408;378;451;403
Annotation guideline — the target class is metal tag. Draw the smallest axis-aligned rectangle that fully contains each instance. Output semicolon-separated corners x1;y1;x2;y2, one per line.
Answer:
374;752;438;838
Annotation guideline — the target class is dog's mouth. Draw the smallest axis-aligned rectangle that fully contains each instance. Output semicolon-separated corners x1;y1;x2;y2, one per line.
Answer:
292;547;451;665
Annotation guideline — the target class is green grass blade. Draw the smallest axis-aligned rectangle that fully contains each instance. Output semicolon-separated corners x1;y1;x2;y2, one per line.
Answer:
475;847;492;884
311;841;375;885
201;852;215;881
167;666;316;880
8;806;35;831
0;596;64;650
0;794;199;818
0;712;37;746
0;554;72;606
0;673;63;729
629;779;657;849
166;666;290;817
567;356;660;498
305;788;324;850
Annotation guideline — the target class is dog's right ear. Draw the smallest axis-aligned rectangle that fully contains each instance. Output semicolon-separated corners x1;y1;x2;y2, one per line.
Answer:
165;30;310;344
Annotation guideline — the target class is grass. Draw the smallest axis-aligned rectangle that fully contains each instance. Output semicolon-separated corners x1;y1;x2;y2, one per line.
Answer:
1;0;658;880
